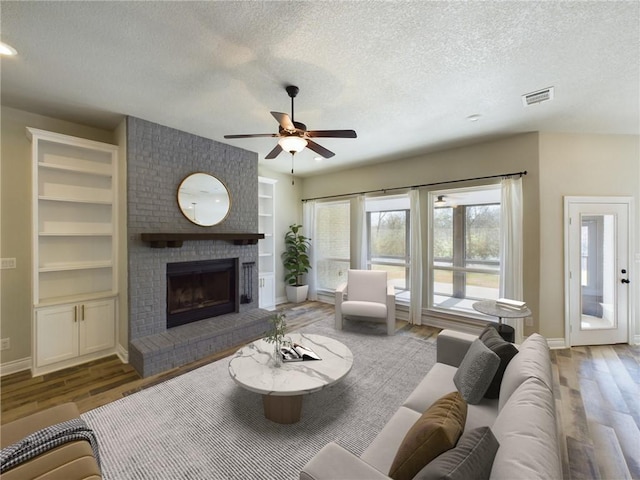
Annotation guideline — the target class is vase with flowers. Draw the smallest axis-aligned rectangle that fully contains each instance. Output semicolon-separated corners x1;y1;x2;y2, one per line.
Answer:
264;311;288;367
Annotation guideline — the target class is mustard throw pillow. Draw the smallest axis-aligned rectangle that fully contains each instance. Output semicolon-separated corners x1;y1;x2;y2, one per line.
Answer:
388;391;467;480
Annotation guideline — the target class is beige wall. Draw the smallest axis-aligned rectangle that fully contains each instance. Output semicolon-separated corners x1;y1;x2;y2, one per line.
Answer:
0;106;117;365
302;133;543;335
538;133;640;341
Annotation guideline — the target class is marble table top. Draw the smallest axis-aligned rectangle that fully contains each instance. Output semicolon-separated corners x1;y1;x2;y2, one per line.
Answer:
472;299;532;318
228;333;354;397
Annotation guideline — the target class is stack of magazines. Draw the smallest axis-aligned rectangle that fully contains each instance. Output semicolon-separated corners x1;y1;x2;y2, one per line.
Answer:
496;298;528;311
280;343;321;362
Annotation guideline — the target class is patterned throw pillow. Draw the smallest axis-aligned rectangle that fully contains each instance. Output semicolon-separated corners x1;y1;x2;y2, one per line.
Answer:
388;391;467;480
453;339;500;404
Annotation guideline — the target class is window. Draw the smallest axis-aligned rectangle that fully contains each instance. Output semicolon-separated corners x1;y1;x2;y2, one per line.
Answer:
366;195;410;301
429;186;501;314
314;200;350;291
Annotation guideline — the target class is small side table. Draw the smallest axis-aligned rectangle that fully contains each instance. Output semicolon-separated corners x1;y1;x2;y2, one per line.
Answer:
472;300;531;343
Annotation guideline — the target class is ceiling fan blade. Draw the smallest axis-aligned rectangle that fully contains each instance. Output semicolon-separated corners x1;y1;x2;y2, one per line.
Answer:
306;139;335;158
306;129;357;138
223;133;278;139
265;144;283;159
271;112;295;131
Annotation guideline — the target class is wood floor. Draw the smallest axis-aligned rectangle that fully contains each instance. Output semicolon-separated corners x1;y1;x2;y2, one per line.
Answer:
1;302;638;480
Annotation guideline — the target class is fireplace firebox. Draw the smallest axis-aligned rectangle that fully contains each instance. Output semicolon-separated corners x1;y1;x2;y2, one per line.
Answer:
166;258;238;328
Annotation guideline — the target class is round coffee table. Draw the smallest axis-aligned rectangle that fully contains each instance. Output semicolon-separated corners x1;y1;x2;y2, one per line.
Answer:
472;300;531;342
228;333;353;424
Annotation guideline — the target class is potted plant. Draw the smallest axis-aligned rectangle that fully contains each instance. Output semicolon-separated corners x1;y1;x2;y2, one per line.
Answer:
282;223;311;303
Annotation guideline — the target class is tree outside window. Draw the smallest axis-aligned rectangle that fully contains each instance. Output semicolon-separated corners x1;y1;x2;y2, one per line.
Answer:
430;186;501;314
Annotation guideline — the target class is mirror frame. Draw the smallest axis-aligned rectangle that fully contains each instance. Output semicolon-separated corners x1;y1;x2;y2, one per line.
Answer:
177;172;231;227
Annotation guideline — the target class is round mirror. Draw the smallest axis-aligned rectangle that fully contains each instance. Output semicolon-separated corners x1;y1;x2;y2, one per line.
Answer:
177;173;231;226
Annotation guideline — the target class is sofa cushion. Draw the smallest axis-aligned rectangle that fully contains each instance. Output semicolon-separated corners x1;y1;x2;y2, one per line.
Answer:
361;406;423;475
388;392;467;480
490;377;561;480
478;326;519;399
415;426;499;480
498;333;553;411
453;340;500;404
402;363;499;431
341;300;387;318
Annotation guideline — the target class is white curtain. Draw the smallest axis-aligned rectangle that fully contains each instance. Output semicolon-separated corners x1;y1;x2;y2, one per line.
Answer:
499;177;524;343
354;195;367;269
409;189;423;324
303;200;318;301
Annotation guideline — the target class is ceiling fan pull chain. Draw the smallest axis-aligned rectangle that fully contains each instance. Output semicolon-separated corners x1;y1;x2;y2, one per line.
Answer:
291;153;295;185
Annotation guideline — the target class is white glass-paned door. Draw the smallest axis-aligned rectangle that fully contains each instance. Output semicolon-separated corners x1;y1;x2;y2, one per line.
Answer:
566;198;631;346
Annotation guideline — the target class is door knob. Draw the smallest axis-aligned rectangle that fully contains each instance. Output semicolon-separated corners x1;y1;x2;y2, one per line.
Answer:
621;278;630;284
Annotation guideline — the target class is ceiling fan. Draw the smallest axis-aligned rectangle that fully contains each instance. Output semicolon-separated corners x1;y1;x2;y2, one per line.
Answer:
224;85;357;160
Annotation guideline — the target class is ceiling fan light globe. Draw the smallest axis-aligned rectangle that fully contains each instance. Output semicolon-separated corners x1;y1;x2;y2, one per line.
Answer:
278;136;307;153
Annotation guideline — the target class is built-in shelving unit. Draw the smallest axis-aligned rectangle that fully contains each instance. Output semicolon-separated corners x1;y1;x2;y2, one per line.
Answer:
258;177;277;310
28;127;118;375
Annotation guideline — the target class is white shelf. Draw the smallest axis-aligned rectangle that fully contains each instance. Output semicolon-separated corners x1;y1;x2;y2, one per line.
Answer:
36;291;117;308
38;161;112;177
39;195;112;205
39;261;113;273
40;232;112;237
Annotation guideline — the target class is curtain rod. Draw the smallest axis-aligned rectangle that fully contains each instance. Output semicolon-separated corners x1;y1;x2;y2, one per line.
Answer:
301;170;527;203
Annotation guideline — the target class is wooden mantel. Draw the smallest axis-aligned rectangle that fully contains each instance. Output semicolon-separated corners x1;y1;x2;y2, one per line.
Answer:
141;233;265;248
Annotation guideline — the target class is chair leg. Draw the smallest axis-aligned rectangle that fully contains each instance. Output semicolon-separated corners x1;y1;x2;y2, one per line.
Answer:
335;312;344;330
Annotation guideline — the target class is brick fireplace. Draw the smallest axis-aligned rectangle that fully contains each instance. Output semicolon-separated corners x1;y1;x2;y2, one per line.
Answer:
126;117;271;377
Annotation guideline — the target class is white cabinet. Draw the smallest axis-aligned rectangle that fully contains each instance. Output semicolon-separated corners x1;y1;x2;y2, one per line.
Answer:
35;299;115;368
259;275;275;310
258;177;277;310
28;128;118;375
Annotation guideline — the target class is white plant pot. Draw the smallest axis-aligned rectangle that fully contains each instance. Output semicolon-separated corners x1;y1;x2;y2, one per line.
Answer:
286;284;309;304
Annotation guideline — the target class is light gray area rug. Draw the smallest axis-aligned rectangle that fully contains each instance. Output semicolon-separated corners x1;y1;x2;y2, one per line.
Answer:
82;318;436;479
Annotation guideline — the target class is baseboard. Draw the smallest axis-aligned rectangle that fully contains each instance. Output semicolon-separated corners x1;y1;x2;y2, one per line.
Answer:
632;334;640;346
547;338;567;349
116;343;129;363
0;357;32;377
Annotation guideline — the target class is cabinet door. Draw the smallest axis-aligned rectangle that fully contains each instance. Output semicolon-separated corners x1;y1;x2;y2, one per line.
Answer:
35;304;79;367
259;274;275;310
80;299;115;355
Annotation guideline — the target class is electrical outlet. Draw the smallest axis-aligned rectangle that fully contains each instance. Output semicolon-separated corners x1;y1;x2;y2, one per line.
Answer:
1;258;16;269
0;338;9;350
525;317;533;327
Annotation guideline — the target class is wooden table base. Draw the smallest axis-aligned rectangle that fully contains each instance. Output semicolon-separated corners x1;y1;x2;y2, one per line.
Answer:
262;394;303;424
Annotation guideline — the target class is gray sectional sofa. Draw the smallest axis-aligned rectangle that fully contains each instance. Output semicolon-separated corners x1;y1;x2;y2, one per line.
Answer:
300;329;562;480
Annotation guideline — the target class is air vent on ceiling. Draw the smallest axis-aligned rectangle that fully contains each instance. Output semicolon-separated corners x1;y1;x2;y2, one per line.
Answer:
522;87;554;107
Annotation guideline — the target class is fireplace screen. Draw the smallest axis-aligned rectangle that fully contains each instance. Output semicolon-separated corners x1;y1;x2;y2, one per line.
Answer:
166;258;237;328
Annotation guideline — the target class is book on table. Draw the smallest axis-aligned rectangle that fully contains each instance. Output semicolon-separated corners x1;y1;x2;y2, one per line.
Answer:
496;298;527;311
280;343;321;362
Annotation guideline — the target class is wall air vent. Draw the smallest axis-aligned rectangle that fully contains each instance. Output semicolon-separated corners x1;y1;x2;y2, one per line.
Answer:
522;87;554;107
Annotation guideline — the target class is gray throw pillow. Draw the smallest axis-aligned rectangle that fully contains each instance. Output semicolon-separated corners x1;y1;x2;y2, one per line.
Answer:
453;339;500;404
479;325;519;399
415;426;499;480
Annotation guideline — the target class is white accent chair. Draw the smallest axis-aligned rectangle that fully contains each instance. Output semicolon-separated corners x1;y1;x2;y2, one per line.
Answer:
335;270;396;335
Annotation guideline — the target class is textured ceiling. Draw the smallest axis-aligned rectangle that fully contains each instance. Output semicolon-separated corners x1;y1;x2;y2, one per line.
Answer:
1;1;638;176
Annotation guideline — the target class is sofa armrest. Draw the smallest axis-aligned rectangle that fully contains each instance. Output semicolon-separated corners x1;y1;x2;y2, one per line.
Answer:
436;329;478;367
300;443;390;480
